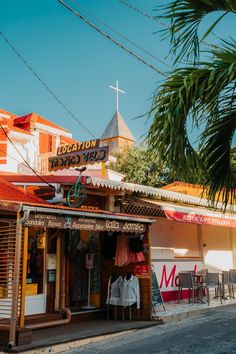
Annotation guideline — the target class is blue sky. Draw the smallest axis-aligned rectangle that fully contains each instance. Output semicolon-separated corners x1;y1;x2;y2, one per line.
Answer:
1;1;236;144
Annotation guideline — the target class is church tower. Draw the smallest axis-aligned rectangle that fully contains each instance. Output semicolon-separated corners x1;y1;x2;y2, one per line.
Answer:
100;81;135;155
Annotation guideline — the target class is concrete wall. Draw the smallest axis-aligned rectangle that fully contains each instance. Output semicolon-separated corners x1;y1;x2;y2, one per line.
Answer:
150;217;236;271
150;217;200;258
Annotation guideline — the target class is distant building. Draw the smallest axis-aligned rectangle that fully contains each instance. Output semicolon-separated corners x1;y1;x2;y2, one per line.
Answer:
100;110;135;155
0;108;76;175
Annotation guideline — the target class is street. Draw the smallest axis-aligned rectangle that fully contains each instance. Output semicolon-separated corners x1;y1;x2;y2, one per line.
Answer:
63;305;236;354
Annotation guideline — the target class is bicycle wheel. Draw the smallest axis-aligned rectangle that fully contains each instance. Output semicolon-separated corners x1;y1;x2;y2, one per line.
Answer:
67;184;86;208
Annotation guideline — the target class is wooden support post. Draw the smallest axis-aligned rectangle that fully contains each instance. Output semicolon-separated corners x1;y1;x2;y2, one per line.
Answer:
9;213;22;348
55;236;61;311
60;233;66;309
19;227;28;328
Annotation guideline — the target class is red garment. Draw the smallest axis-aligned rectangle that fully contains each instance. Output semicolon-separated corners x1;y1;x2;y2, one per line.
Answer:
115;234;130;267
129;251;145;263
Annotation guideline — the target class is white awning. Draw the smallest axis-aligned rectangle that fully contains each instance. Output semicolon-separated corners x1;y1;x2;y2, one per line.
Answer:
89;177;236;212
139;199;236;228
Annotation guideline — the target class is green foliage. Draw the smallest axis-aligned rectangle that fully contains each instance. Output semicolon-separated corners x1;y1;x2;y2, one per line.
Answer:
147;1;236;208
110;146;174;188
159;0;236;63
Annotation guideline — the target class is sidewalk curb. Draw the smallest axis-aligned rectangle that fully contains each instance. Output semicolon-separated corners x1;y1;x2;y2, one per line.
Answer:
16;322;162;354
153;302;236;324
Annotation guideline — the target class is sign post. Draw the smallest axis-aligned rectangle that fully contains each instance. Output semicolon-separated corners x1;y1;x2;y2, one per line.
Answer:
152;265;165;313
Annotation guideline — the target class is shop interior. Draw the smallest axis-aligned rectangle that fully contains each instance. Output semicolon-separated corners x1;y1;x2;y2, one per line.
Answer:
25;226;152;321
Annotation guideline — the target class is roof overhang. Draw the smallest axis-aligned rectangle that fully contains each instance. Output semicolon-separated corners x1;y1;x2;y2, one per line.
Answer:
139;199;236;228
89;177;236;212
22;204;154;233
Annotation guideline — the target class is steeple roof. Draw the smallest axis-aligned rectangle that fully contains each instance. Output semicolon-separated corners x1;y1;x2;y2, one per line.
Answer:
101;110;135;141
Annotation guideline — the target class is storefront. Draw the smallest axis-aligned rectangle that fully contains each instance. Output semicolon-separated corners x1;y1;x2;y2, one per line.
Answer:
0;202;154;348
149;202;236;301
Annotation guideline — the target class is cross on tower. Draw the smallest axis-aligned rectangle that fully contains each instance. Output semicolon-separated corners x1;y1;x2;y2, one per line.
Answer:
109;80;125;112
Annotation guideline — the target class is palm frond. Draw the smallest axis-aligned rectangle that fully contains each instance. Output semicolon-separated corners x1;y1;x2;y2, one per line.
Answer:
147;46;236;205
156;0;236;63
199;109;236;207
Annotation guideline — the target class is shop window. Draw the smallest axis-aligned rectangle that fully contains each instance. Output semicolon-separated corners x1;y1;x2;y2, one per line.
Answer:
26;229;45;295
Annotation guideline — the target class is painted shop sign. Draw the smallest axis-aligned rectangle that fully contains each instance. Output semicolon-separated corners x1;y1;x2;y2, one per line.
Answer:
134;265;150;279
152;260;204;301
25;213;147;233
57;139;100;156
48;146;109;171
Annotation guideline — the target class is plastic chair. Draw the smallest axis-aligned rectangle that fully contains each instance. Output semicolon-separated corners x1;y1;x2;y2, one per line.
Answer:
178;272;197;305
222;271;234;299
229;269;236;298
203;272;222;305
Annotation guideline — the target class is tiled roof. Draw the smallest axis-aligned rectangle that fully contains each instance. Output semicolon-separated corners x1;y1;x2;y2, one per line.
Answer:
0;108;17;119
14;112;68;133
0;109;32;136
0;177;47;204
101;110;135;141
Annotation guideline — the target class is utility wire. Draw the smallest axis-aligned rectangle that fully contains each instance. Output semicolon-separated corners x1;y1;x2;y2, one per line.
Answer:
117;0;169;28
69;0;171;69
117;0;214;51
57;0;167;77
0;31;96;138
0;125;55;188
0;147;31;171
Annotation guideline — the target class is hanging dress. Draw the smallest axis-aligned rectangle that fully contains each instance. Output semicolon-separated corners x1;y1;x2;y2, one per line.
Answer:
115;233;130;267
129;236;145;263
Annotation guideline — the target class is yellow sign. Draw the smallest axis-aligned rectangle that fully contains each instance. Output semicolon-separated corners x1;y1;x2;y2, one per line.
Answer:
57;139;100;156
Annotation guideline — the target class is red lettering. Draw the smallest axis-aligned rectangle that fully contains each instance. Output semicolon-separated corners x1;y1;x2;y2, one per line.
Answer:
160;265;176;288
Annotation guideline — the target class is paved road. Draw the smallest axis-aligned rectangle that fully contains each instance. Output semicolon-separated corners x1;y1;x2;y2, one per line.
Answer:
63;305;236;354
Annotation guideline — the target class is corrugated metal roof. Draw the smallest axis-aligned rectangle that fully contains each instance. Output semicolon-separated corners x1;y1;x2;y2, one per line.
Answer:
0;177;47;204
101;111;135;141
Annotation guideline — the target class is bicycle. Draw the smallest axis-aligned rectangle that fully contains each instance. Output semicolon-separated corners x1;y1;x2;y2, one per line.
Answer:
67;166;87;208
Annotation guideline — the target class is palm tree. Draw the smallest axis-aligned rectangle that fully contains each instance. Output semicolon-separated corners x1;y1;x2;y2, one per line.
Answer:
147;0;236;208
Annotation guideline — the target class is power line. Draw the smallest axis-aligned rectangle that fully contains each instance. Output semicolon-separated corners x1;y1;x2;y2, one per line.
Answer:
0;147;31;171
117;0;169;28
117;0;214;52
0;125;55;188
68;0;171;69
57;0;167;77
0;31;96;138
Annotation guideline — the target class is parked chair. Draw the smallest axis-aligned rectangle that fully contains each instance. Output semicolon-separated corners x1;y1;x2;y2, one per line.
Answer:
178;272;197;305
203;272;222;305
229;269;236;298
198;269;208;286
222;271;234;299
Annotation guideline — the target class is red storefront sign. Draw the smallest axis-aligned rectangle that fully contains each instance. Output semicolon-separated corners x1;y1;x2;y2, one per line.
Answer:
134;265;150;279
164;209;236;228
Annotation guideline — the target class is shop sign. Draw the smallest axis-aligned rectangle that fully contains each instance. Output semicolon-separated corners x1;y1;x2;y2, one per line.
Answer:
164;209;236;228
152;260;203;301
134;265;150;278
57;139;100;156
0;201;21;212
48;146;109;171
46;254;57;270
25;213;147;233
151;267;165;308
47;269;56;283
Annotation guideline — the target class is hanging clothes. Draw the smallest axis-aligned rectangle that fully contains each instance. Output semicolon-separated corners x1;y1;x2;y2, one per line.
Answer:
102;231;117;259
122;274;140;309
129;235;145;263
106;275;124;306
115;233;130;267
